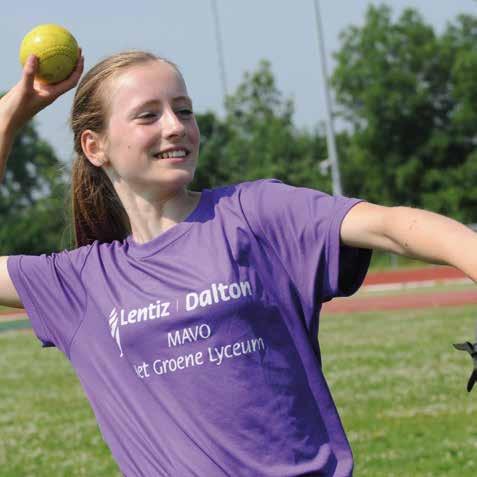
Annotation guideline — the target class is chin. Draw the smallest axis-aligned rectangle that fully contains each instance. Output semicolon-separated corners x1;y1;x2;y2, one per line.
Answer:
158;171;196;188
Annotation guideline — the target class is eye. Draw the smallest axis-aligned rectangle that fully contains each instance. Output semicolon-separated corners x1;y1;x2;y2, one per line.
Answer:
177;109;193;118
137;112;157;120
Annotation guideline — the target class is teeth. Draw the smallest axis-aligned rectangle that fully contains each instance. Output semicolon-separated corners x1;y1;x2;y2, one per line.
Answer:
157;149;187;159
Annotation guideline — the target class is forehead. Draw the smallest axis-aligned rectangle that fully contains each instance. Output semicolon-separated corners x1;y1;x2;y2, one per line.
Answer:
108;61;189;115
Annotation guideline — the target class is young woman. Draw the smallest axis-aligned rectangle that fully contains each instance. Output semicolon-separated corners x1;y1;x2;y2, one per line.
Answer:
0;50;476;477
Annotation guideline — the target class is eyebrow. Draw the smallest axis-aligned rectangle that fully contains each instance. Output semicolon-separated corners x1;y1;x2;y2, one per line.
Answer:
129;96;193;116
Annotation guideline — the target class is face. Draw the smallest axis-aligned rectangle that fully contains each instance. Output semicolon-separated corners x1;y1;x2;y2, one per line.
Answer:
97;60;200;195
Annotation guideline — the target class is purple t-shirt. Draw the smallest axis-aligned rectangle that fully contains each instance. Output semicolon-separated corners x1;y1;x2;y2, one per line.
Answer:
7;178;372;477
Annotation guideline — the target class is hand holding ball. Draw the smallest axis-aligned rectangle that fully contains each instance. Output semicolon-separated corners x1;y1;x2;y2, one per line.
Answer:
19;24;79;84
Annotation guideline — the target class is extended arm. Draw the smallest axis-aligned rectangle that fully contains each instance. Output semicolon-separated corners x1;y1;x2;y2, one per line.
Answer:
340;202;477;283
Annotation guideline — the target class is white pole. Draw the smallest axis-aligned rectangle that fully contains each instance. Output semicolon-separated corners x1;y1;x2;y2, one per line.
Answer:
313;0;343;195
211;0;228;102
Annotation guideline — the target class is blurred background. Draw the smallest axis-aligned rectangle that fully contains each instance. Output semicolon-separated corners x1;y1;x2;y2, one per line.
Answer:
0;0;475;256
1;2;477;476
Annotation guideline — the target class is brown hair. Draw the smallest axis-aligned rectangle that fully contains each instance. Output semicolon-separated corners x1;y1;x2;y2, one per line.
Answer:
68;50;180;249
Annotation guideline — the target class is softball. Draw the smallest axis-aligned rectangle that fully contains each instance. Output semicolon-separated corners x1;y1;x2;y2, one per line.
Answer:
19;24;79;84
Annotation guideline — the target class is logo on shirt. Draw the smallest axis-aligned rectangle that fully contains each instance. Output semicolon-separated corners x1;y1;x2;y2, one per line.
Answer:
107;301;171;357
105;282;252;358
108;308;124;357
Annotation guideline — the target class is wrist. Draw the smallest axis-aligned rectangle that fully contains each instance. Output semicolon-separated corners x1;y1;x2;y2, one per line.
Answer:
0;91;28;137
0;115;20;138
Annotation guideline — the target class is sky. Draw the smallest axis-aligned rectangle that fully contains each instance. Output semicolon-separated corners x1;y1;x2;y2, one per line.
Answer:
1;0;475;163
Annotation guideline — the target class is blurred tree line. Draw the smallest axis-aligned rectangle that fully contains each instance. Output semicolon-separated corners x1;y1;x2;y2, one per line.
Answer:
0;4;475;255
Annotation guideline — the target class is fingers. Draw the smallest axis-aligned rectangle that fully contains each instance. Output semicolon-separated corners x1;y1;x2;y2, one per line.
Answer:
69;48;85;85
69;47;83;80
41;47;85;97
58;50;84;91
2;49;84;128
20;55;37;92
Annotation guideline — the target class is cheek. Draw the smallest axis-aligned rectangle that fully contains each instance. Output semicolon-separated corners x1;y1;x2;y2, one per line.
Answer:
108;126;152;156
189;120;200;146
105;133;140;172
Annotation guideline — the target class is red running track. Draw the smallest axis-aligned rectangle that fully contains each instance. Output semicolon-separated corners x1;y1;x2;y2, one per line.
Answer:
322;266;476;314
363;265;466;285
0;266;475;318
322;290;477;314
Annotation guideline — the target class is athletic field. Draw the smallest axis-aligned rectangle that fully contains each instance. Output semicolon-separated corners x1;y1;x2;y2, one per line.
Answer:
1;303;477;475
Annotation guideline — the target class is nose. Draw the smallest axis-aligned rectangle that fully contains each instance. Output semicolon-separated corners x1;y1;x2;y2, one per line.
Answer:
161;108;186;138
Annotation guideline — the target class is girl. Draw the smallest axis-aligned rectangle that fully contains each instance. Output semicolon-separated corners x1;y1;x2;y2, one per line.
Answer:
0;49;476;477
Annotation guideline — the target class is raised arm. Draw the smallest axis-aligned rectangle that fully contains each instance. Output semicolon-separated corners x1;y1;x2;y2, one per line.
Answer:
340;202;477;283
0;51;84;310
0;51;84;179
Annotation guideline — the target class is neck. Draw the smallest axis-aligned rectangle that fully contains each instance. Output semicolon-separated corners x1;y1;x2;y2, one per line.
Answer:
122;187;199;244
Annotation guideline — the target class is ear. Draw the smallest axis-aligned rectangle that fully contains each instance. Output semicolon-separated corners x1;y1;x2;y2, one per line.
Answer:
81;130;108;167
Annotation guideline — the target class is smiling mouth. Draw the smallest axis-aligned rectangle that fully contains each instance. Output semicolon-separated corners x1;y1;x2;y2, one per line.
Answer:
153;148;190;160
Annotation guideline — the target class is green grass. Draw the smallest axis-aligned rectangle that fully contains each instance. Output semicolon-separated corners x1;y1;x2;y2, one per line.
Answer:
357;280;475;297
0;330;122;476
368;250;426;271
320;305;477;476
0;305;14;312
0;319;30;332
1;305;477;476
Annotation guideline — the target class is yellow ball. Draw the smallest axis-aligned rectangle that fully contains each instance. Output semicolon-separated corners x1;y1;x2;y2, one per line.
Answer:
19;24;79;84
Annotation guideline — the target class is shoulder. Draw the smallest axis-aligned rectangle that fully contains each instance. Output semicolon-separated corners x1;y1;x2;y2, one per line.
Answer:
205;178;289;210
211;177;283;194
227;178;288;203
236;178;333;209
236;177;284;192
202;178;283;205
59;238;126;266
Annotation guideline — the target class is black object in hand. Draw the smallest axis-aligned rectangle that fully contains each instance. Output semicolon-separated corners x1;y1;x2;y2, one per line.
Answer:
453;341;477;392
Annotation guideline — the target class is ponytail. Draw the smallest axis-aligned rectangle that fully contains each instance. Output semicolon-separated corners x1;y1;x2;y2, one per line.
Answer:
70;154;129;247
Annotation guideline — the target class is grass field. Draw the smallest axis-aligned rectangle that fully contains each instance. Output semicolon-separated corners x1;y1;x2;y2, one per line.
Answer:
321;304;477;476
356;280;475;297
1;305;477;476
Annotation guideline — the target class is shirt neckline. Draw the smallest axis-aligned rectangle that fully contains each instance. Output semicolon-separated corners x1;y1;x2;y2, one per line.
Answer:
125;189;209;259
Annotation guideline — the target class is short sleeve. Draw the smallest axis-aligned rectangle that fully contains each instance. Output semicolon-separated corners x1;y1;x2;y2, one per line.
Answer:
7;245;93;357
238;178;372;309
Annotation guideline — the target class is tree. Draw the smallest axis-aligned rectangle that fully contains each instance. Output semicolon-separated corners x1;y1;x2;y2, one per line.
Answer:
332;5;477;221
0;116;69;254
192;111;234;189
192;60;330;193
